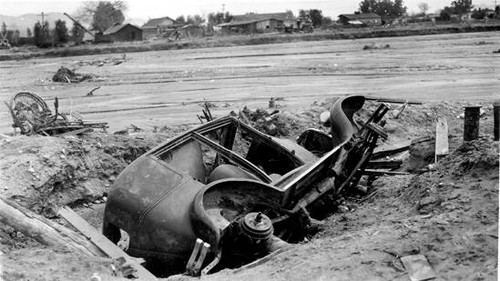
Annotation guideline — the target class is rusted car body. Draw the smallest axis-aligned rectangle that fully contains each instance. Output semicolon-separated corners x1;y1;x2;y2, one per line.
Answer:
103;95;389;275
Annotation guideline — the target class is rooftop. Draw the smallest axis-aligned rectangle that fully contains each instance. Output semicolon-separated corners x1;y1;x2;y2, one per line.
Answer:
338;13;381;19
103;24;139;35
141;17;175;29
232;12;293;23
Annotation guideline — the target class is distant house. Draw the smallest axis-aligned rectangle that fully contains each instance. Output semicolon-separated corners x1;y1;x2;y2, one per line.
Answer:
95;23;143;43
217;12;294;34
449;12;472;22
141;16;176;38
338;13;382;26
427;13;439;23
177;24;205;38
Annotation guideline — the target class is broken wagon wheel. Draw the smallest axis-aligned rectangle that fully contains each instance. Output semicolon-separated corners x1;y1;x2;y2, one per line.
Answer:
9;91;52;134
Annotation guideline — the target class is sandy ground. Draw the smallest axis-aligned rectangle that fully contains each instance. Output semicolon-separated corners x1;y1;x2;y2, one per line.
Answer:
0;32;499;281
1;31;499;134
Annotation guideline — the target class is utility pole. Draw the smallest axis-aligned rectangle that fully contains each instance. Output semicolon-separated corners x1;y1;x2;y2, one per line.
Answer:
39;12;46;27
222;4;225;14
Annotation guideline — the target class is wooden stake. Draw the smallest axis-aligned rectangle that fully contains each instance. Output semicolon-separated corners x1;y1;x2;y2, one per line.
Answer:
435;117;449;162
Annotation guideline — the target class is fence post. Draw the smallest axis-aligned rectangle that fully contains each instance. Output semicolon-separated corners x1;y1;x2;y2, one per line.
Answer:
494;100;500;141
463;105;481;141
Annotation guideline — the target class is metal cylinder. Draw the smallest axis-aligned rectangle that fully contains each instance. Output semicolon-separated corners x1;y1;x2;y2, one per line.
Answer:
464;106;481;141
239;212;273;241
494;100;500;141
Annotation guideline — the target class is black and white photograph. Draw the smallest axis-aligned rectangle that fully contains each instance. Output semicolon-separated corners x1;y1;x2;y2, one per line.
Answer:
0;0;498;280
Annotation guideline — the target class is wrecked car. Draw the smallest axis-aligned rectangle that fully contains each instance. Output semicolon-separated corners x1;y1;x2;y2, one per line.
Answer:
103;95;389;276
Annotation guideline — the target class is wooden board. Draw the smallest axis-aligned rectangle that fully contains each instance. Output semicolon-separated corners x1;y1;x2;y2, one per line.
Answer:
58;206;157;280
367;160;403;169
371;144;410;159
362;169;410;176
435;117;449;162
365;96;422;105
400;254;437;281
0;198;104;257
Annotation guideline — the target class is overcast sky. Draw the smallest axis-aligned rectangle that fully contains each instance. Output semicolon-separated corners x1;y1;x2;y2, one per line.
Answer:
0;0;495;20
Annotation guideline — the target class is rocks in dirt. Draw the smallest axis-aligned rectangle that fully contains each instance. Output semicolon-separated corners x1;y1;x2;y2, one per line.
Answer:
52;67;94;83
417;196;442;214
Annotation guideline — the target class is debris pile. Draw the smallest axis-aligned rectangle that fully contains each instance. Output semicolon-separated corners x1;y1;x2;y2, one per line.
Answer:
197;101;215;123
238;107;290;136
74;54;127;67
52;67;94;83
363;43;390;50
6;91;108;136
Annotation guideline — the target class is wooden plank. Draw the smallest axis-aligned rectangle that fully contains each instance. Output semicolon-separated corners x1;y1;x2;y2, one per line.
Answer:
435;117;449;162
362;169;410;176
371;144;410;159
400;254;437;281
367;160;403;169
56;127;93;137
58;206;157;280
0;198;104;257
365;96;422;105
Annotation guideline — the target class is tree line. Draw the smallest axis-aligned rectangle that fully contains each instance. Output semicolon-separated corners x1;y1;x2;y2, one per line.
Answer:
2;0;499;48
1;20;72;47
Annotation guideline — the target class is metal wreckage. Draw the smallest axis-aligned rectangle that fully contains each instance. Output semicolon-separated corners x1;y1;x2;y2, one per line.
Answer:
103;95;391;276
5;91;107;136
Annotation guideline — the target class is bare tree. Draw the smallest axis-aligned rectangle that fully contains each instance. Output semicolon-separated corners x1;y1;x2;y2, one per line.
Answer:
418;2;429;15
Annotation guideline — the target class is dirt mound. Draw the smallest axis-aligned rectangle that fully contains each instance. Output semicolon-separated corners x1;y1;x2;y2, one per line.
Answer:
400;137;498;215
52;66;95;83
438;137;499;178
0;133;169;216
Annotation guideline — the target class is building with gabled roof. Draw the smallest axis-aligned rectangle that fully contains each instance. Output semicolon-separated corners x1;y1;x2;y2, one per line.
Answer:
338;13;382;26
95;23;142;43
231;12;294;23
217;12;294;34
141;16;176;38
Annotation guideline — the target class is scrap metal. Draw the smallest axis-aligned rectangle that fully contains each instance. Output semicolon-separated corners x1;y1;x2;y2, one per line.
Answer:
6;91;108;136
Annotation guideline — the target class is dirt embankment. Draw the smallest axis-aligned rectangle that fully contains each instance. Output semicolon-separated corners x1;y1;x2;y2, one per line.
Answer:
0;133;170;217
1;23;500;62
0;99;498;281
